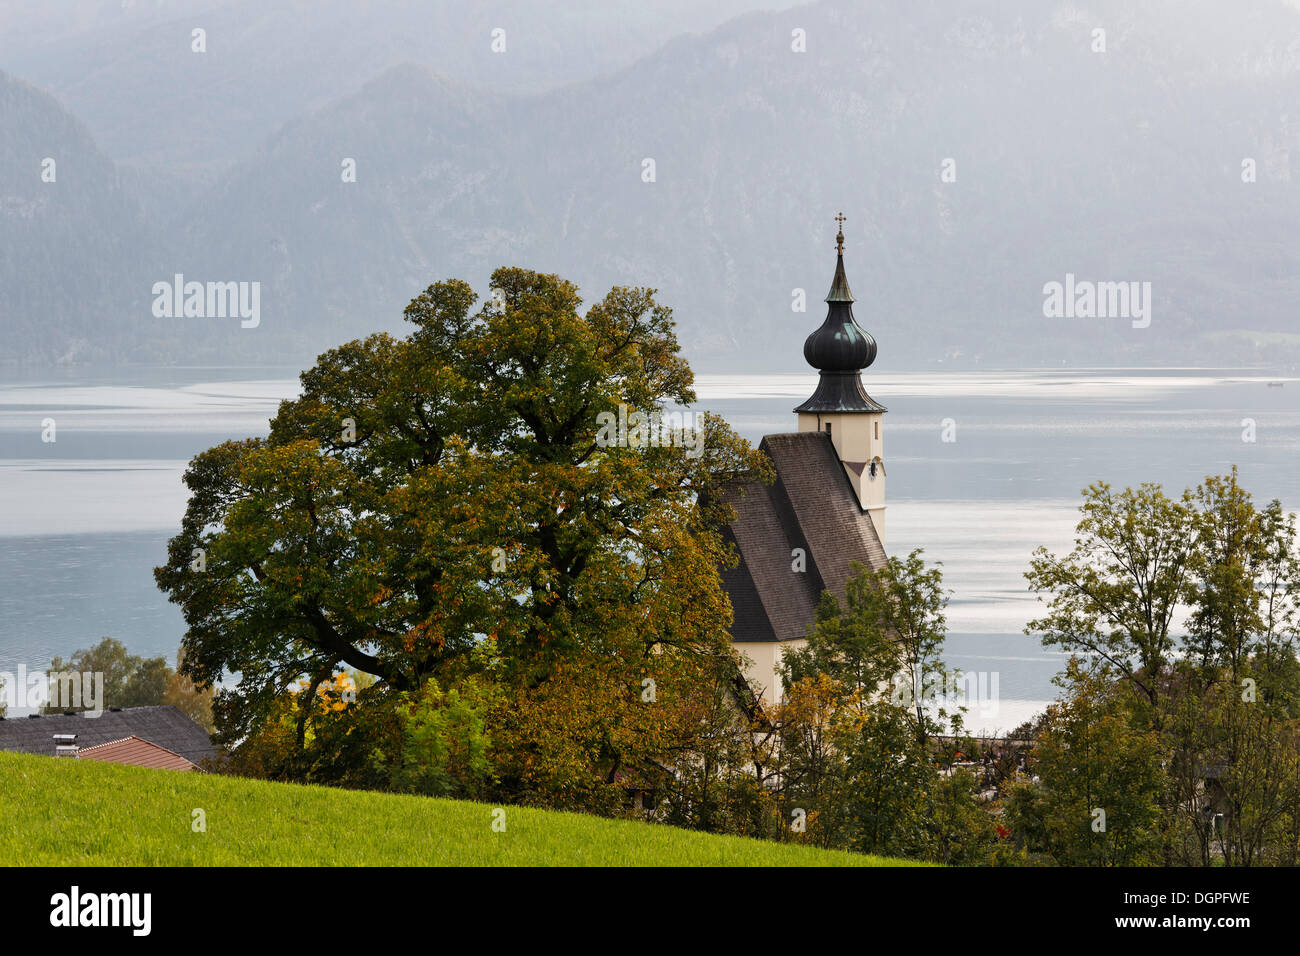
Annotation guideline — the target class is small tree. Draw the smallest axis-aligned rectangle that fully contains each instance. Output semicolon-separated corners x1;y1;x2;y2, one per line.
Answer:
1256;499;1300;713
1027;472;1300;866
1187;469;1270;684
927;766;997;866
43;638;173;713
1031;661;1164;866
1026;481;1196;712
1164;673;1300;866
779;553;991;861
387;676;499;799
774;673;844;846
786;550;954;744
163;651;216;733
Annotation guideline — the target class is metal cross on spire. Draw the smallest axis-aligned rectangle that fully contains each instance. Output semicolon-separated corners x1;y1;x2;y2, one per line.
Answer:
825;212;855;303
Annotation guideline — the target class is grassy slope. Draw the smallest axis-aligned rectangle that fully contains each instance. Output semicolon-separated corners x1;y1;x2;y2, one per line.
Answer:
0;752;921;866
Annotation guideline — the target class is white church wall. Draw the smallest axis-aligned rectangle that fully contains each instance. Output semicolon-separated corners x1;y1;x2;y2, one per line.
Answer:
735;638;808;706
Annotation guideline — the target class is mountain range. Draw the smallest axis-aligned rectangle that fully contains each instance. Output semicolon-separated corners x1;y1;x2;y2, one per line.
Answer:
3;0;1300;370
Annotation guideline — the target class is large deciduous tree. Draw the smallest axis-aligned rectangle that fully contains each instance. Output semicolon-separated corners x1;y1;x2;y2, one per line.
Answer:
156;268;768;792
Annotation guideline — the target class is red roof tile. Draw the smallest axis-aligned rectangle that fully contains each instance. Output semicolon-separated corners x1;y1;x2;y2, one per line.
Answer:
77;735;202;772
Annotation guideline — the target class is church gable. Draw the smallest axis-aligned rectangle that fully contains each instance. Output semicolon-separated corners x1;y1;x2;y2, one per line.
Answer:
721;431;887;644
759;432;888;595
720;474;820;643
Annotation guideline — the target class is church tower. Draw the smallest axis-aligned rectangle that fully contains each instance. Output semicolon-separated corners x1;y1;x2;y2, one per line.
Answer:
794;215;888;545
716;215;890;705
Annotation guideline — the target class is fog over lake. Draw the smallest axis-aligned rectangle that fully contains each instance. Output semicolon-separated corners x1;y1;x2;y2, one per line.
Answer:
1;367;1295;731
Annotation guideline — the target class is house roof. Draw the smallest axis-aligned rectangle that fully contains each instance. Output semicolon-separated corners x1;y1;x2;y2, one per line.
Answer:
722;431;887;643
0;705;216;766
78;735;202;772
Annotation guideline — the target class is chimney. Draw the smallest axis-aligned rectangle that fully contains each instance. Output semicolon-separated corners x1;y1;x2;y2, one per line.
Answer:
52;733;78;758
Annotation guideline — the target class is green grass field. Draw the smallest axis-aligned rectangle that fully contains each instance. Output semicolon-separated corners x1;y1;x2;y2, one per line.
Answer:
0;752;921;866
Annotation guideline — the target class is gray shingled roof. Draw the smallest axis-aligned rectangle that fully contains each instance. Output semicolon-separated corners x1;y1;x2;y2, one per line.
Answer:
722;431;887;643
0;705;216;765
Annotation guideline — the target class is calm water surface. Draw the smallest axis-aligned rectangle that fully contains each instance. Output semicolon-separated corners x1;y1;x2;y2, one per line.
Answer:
2;366;1295;731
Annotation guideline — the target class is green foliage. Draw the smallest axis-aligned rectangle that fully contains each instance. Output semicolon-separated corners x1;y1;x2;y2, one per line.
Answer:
1026;481;1195;709
43;638;171;712
125;656;171;709
1001;779;1049;857
786;550;958;742
386;677;499;798
1162;671;1300;866
37;639;214;730
927;768;998;866
1027;662;1165;866
1187;471;1300;704
1023;470;1300;865
777;555;995;864
831;703;937;858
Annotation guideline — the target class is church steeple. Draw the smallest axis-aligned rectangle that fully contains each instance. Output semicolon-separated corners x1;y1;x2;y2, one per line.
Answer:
794;214;888;544
795;214;885;412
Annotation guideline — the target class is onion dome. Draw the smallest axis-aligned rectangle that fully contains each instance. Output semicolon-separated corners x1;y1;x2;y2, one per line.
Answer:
794;214;887;414
802;216;877;371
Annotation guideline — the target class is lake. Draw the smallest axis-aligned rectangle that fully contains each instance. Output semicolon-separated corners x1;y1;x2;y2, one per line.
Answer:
2;366;1296;732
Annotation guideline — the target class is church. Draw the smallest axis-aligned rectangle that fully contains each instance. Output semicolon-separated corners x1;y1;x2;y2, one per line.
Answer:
721;217;889;705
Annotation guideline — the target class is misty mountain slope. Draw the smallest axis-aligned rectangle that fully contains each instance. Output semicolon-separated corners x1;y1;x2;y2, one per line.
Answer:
6;0;1300;369
0;71;152;363
168;0;1300;370
156;66;525;353
2;0;805;171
